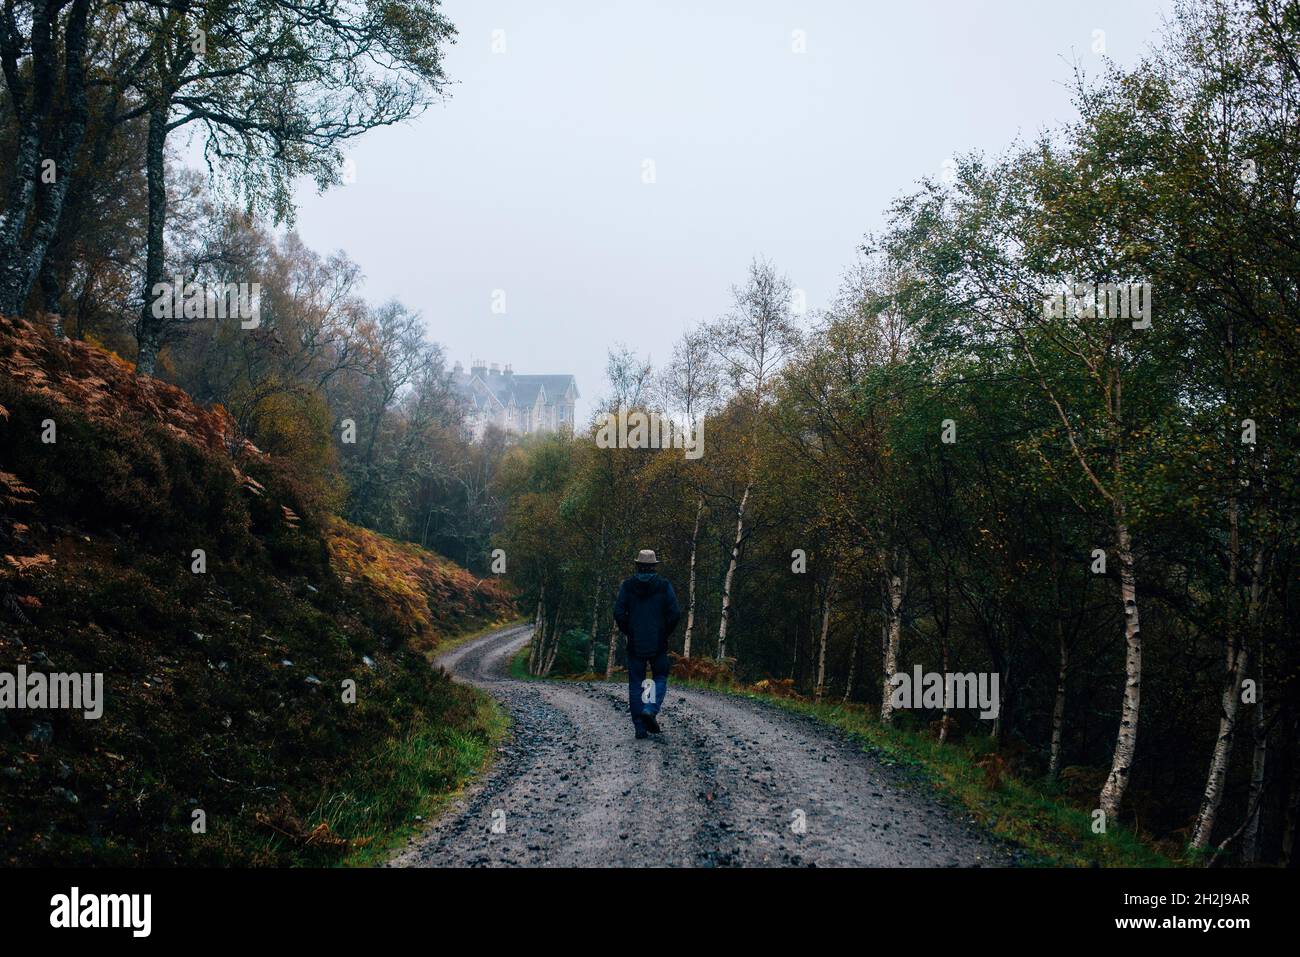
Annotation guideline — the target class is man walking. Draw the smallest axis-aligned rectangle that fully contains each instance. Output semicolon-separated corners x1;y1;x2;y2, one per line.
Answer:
614;549;681;740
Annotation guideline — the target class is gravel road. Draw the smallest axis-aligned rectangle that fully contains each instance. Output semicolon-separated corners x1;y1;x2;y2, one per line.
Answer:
390;624;1018;868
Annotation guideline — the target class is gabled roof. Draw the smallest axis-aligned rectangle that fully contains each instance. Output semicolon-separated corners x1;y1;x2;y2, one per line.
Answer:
460;376;507;411
452;368;579;411
510;381;544;407
520;374;579;399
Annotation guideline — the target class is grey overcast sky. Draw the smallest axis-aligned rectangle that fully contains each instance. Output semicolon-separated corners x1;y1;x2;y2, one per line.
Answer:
280;0;1169;422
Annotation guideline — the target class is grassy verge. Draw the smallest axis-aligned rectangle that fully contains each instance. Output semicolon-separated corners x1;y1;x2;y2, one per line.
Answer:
509;642;533;680
331;688;509;866
515;647;1180;867
331;621;526;866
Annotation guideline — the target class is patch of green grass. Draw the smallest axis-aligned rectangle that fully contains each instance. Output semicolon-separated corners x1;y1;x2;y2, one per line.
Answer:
508;641;534;680
325;688;509;867
510;642;612;683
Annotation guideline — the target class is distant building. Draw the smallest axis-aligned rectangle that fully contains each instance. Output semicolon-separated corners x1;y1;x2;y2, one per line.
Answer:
451;359;579;438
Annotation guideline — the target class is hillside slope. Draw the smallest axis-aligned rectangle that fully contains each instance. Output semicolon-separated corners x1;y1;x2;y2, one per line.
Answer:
0;314;515;865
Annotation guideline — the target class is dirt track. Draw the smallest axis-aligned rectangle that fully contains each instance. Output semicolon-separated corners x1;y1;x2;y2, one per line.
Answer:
390;625;1019;868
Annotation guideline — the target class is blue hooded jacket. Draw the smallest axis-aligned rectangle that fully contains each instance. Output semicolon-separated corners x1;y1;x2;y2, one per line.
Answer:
614;573;682;659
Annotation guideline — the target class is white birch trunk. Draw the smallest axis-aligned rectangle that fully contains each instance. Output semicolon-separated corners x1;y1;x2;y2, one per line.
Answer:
879;554;905;726
531;608;548;677
1099;514;1142;820
587;572;604;672
716;482;751;660
542;606;562;676
814;572;835;703
1191;643;1249;849
683;496;704;658
1193;546;1266;850
528;594;544;676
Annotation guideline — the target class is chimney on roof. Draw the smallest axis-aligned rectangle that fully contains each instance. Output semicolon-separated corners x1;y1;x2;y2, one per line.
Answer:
470;358;486;376
489;361;500;376
453;360;463;375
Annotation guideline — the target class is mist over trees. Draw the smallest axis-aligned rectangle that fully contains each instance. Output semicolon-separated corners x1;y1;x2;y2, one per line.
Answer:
493;0;1300;865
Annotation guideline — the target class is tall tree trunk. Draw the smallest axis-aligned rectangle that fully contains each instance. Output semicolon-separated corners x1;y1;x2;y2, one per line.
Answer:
716;482;750;660
1049;623;1070;778
814;571;835;703
1242;643;1268;864
542;607;561;675
1190;651;1249;849
1191;322;1256;851
604;620;619;678
1194;545;1267;849
1241;548;1272;864
842;626;859;705
0;0;55;305
1196;540;1268;847
990;643;1014;744
1099;512;1142;821
528;589;544;675
135;104;169;377
935;564;953;744
587;571;604;672
789;615;799;679
938;630;952;744
10;0;89;313
1048;542;1069;776
879;552;905;726
682;496;704;657
45;84;123;339
0;0;91;315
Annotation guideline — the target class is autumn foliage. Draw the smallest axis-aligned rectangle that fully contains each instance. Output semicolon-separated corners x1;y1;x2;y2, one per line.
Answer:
0;313;261;467
0;314;516;864
326;518;513;653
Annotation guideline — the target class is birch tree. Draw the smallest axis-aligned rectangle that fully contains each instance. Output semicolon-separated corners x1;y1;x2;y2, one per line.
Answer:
886;128;1180;813
658;327;720;657
708;258;799;661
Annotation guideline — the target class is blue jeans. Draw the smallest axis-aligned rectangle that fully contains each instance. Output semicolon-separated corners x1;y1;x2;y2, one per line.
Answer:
627;651;670;731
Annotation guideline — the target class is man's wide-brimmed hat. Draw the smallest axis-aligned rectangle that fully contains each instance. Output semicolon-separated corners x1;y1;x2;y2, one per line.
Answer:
634;549;660;565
